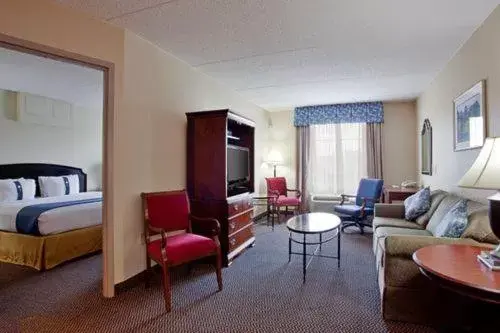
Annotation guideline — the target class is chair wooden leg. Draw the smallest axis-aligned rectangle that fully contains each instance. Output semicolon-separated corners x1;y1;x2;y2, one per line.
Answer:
161;264;171;312
145;256;151;288
215;250;223;291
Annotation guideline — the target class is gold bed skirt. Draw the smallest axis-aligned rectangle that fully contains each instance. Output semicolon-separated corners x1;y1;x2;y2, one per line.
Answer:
0;226;102;270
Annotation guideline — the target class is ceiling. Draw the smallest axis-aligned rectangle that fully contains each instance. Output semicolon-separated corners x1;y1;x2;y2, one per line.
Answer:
0;47;103;109
56;0;499;110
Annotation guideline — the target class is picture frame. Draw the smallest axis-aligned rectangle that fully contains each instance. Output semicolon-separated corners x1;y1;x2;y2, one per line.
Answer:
453;80;486;151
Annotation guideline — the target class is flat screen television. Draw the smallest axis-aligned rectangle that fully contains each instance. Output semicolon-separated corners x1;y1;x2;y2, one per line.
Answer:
227;144;250;184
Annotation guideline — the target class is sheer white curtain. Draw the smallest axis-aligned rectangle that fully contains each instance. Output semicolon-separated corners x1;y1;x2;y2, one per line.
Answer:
308;123;367;196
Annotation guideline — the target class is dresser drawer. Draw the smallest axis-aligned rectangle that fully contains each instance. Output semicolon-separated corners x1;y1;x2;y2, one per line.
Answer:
228;210;253;235
228;197;252;217
228;225;254;252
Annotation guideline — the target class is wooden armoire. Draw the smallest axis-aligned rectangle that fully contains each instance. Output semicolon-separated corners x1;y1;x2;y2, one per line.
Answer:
186;110;255;266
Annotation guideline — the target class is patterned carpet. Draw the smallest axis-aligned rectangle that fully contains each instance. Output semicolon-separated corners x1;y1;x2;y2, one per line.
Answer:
0;223;436;333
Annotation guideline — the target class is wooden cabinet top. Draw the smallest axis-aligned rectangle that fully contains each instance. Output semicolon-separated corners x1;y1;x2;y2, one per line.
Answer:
186;109;255;128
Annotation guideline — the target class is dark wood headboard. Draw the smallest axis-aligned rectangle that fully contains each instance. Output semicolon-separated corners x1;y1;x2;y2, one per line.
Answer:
0;163;87;197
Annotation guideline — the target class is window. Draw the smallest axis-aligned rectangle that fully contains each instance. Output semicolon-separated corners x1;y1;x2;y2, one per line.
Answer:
309;123;367;195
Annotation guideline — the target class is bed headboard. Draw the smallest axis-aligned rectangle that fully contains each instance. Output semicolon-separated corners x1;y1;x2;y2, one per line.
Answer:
0;163;87;197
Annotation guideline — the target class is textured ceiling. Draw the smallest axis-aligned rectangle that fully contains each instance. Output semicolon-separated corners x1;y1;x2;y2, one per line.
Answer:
0;47;103;109
57;0;499;109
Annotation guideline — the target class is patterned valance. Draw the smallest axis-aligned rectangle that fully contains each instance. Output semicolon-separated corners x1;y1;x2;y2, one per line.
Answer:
294;102;384;126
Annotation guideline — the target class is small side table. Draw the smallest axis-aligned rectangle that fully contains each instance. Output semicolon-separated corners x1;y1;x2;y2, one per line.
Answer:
383;186;418;203
252;195;276;230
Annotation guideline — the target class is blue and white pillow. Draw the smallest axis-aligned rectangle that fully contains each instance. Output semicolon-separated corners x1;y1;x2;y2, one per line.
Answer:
38;175;80;197
434;200;468;238
0;178;36;202
404;187;431;220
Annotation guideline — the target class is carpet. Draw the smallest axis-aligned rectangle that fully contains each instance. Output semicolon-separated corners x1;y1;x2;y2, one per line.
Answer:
0;223;436;333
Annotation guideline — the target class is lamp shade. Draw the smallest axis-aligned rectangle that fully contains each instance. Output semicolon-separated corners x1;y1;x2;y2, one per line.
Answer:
266;149;284;165
458;137;500;189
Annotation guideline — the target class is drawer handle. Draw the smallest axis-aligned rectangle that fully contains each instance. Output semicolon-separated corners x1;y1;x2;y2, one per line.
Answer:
230;239;236;246
234;204;239;211
230;222;236;230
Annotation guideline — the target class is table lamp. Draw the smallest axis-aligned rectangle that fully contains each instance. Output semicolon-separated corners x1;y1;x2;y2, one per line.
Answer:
266;149;283;177
458;137;500;258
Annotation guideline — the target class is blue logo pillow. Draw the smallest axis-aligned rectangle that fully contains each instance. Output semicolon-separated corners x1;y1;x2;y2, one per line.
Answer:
404;187;431;220
434;200;468;238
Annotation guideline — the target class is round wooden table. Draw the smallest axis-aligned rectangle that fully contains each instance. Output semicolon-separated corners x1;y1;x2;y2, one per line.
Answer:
413;244;500;304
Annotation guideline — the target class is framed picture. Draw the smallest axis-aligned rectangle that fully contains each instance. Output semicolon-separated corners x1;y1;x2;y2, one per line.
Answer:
453;80;486;151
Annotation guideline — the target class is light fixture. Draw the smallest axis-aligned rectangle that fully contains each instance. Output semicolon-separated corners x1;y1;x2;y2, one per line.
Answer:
458;137;500;258
266;149;284;177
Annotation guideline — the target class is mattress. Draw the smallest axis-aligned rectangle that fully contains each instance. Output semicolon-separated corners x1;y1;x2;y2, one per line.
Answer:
0;191;102;235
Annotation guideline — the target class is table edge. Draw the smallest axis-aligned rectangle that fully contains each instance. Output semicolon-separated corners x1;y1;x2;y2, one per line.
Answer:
412;245;500;295
286;213;341;234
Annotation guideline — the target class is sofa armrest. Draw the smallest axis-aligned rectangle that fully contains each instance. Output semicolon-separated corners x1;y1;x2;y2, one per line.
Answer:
374;203;405;219
384;235;483;259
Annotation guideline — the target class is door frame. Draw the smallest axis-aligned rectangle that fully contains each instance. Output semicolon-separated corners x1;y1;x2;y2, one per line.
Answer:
0;32;116;297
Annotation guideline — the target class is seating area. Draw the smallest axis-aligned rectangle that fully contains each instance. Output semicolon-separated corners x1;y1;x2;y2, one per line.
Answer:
373;190;498;325
335;178;384;234
265;177;302;226
141;190;222;312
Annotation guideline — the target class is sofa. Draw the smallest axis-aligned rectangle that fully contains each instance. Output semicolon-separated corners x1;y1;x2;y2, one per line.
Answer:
372;190;499;325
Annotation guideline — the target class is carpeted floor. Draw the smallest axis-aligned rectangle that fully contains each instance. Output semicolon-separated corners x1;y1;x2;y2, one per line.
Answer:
0;223;436;333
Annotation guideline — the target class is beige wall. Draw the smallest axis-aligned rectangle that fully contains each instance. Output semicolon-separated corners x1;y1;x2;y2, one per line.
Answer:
383;101;417;186
268;101;417;190
0;0;270;284
0;90;103;189
268;110;297;188
119;32;269;280
417;5;500;202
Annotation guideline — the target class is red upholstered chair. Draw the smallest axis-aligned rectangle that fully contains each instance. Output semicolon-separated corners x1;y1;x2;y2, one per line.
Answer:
265;177;301;223
141;190;222;312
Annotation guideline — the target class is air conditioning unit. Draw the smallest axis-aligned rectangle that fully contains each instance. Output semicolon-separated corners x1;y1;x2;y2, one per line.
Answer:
17;92;73;128
310;194;342;213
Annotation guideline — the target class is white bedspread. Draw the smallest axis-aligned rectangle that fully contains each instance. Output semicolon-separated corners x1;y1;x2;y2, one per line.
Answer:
0;192;102;235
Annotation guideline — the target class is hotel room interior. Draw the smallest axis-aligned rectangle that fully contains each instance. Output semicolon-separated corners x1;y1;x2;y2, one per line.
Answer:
1;1;500;332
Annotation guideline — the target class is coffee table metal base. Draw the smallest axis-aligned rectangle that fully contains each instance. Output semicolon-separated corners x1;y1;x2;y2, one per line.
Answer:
288;230;341;283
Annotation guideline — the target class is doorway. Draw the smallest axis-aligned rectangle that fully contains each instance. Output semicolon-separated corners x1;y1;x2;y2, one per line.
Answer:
0;33;114;298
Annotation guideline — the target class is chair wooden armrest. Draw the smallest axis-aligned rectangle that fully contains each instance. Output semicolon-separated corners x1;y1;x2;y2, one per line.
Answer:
268;190;280;202
190;215;221;237
148;225;168;261
358;197;380;217
340;194;357;205
287;188;301;198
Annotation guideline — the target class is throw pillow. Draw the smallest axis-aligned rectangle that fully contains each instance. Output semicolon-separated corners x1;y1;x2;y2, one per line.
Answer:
461;208;500;243
414;190;447;227
434;199;468;238
404;187;431;220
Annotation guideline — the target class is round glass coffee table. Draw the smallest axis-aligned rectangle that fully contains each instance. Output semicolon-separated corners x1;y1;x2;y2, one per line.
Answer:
286;212;341;283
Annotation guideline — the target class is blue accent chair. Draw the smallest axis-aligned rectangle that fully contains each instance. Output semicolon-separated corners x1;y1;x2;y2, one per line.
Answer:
334;178;384;234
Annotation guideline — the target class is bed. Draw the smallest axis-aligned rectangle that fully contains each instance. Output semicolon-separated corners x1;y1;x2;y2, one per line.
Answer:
0;163;102;270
